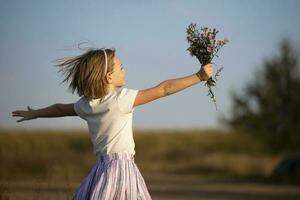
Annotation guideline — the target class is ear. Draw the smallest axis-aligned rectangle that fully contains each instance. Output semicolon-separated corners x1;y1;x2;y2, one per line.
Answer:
105;71;114;84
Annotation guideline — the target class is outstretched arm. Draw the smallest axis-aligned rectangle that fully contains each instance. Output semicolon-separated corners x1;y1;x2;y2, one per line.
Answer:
12;103;77;123
133;63;213;108
162;64;212;96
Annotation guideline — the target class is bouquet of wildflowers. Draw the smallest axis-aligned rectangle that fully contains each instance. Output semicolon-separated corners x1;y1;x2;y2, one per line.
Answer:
186;23;229;110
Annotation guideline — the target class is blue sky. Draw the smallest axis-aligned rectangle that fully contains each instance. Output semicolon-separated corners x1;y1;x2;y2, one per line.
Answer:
1;0;300;131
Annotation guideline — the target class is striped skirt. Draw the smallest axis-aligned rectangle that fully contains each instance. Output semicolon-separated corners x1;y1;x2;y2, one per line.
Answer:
72;152;152;200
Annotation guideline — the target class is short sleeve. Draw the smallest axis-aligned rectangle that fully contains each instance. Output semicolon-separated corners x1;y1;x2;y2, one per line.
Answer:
74;97;86;120
117;87;139;114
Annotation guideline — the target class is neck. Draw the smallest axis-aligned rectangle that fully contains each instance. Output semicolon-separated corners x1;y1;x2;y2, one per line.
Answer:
107;84;121;94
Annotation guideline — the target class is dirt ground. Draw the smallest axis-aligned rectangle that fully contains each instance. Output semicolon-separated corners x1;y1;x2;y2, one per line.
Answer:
1;173;299;200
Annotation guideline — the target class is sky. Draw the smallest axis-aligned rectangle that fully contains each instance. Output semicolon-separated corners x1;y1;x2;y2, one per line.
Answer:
1;0;300;131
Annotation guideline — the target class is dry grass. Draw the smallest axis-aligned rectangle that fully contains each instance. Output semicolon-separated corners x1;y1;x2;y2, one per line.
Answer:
0;128;298;199
0;128;287;181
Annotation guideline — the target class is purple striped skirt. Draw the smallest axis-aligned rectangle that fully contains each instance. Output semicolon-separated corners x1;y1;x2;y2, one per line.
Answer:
72;152;152;200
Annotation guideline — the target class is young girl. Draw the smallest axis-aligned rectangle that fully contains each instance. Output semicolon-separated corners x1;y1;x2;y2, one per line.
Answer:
12;47;213;199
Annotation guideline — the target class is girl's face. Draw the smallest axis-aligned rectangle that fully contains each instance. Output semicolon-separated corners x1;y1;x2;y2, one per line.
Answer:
108;55;126;87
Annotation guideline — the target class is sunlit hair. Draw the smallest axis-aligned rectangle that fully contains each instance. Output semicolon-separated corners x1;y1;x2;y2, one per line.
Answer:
54;47;116;101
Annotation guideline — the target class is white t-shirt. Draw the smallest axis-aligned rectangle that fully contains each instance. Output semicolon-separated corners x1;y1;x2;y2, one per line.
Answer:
73;87;139;157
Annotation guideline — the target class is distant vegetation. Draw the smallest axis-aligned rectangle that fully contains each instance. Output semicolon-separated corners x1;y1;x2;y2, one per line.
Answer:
221;38;300;153
0;128;290;181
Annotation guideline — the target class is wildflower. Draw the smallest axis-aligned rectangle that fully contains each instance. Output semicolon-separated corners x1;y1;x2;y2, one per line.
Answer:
186;23;229;110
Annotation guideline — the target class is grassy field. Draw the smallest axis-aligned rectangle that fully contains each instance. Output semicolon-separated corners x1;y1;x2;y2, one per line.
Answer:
0;128;299;199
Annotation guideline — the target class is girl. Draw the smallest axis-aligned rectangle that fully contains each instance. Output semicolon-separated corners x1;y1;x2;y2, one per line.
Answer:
11;47;213;199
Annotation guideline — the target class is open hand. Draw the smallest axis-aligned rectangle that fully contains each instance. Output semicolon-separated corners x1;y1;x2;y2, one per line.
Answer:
198;63;213;81
12;106;37;123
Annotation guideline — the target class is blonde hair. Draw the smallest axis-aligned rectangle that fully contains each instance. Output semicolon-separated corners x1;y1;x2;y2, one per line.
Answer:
54;47;116;101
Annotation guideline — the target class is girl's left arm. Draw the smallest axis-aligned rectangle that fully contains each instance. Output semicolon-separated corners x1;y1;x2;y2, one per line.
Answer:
12;103;77;123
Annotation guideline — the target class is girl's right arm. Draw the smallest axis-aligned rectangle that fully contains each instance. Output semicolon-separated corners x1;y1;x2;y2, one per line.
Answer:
133;63;213;108
12;103;77;123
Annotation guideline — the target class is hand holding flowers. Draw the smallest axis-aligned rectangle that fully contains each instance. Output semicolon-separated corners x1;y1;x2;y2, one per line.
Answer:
186;23;229;110
197;63;213;81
